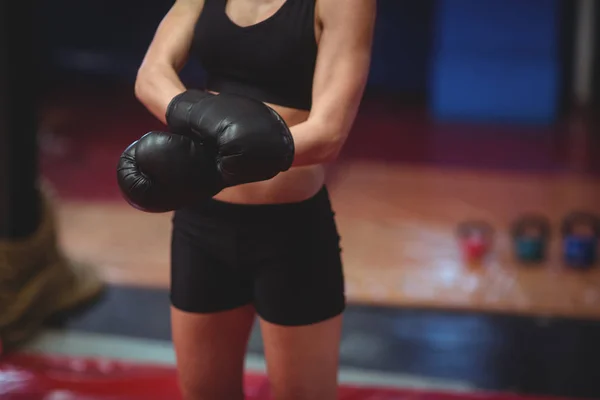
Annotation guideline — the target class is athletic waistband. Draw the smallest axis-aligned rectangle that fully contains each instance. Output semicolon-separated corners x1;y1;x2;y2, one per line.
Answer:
177;186;332;224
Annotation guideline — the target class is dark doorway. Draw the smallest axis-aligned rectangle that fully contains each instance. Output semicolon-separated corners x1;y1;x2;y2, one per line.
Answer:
592;0;600;108
558;0;578;114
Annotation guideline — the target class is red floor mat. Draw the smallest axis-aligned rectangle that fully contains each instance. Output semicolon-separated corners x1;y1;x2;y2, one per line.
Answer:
0;353;572;400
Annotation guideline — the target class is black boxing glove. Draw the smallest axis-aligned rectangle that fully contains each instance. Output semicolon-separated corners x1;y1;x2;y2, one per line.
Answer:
166;90;295;187
164;89;213;135
116;131;223;213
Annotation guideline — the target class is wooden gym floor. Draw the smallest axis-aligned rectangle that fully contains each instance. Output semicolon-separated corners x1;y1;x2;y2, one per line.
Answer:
41;84;600;319
54;162;600;319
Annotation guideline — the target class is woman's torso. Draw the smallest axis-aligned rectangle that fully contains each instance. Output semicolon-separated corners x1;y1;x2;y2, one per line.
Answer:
193;0;324;205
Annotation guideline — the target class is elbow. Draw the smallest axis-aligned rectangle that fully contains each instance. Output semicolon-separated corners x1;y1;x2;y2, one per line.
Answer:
134;78;145;102
303;119;348;164
134;67;153;104
306;116;351;164
322;144;343;164
320;132;347;164
135;63;168;104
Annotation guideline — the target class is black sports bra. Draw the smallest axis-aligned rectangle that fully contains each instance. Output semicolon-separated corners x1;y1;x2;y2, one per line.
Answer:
192;0;318;110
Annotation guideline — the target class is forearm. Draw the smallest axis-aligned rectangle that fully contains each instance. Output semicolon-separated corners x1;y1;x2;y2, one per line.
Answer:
134;64;187;124
289;120;346;167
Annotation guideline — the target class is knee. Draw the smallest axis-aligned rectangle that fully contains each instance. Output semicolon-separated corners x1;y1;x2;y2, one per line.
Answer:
270;382;337;400
178;378;244;400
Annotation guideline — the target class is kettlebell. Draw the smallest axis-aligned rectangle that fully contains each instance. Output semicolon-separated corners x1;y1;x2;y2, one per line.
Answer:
511;214;550;263
561;211;600;269
457;220;494;263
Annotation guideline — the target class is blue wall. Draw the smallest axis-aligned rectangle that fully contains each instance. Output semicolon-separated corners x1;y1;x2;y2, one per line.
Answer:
430;0;562;124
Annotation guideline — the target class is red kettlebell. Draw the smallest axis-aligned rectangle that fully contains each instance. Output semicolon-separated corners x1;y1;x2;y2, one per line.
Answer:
457;221;494;264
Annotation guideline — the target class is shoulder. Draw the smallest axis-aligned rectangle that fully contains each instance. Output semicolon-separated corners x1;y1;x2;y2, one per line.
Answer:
316;0;376;26
172;0;206;14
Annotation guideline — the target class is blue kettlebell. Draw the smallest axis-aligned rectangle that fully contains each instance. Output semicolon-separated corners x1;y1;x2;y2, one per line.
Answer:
562;212;600;269
512;214;550;263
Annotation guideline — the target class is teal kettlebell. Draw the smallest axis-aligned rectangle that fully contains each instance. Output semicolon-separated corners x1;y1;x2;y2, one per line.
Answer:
512;214;550;263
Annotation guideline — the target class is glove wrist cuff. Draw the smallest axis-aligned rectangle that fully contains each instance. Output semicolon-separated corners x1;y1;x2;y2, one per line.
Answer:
280;128;295;171
266;107;295;172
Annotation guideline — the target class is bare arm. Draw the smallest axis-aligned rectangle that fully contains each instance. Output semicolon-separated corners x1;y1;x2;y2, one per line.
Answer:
290;0;376;167
135;0;205;124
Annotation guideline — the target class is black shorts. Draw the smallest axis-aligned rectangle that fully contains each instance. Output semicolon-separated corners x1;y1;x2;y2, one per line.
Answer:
170;186;345;326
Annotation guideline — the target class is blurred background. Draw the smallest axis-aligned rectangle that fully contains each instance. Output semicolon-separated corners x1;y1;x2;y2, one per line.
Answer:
2;0;600;399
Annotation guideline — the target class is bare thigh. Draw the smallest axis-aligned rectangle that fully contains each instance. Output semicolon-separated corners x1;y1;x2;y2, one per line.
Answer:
171;304;256;400
261;315;343;400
